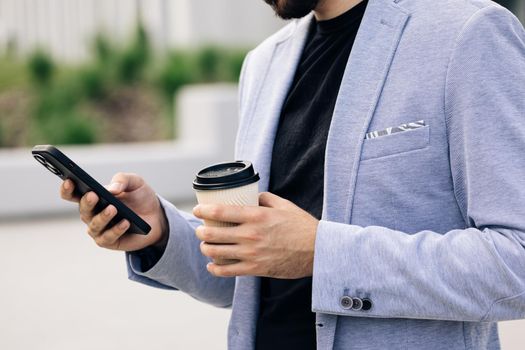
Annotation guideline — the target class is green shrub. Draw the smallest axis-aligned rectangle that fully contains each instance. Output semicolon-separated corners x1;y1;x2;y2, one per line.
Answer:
34;84;79;121
28;50;54;86
157;51;197;99
78;66;107;100
226;50;248;81
117;23;151;83
32;112;97;146
0;22;251;148
58;114;97;145
93;33;114;67
156;47;248;99
194;46;248;82
196;46;222;81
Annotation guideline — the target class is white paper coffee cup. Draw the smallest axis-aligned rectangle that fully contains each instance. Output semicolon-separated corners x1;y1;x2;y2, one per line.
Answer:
193;161;260;264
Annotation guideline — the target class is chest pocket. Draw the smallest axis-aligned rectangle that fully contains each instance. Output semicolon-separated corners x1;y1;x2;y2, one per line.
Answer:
360;125;430;161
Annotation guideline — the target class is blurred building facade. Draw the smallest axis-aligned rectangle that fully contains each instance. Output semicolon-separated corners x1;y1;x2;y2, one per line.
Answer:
0;0;285;61
0;0;523;62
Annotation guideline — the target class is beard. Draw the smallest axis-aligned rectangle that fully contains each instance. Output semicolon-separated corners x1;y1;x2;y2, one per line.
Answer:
263;0;320;19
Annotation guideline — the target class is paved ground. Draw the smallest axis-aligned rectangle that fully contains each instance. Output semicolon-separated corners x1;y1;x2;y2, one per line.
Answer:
0;215;230;350
0;215;523;350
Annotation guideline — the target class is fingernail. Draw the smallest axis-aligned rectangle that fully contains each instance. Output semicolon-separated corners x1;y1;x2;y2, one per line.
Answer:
109;182;123;192
119;220;129;229
104;206;112;216
64;181;70;190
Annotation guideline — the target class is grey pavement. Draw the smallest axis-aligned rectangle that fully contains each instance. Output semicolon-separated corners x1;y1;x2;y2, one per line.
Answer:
0;212;229;350
0;215;523;349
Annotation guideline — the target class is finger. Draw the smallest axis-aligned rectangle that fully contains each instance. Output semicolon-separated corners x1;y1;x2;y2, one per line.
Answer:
60;179;80;203
86;205;117;238
258;192;293;209
107;172;144;195
193;204;263;224
195;225;244;244
200;241;241;262
79;191;99;224
206;261;253;278
94;219;130;249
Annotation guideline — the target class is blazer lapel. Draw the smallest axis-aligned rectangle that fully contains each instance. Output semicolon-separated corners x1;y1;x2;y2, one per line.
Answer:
322;0;410;224
236;15;313;192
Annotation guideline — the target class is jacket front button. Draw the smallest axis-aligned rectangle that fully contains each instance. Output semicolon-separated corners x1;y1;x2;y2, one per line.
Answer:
352;297;363;311
340;296;353;309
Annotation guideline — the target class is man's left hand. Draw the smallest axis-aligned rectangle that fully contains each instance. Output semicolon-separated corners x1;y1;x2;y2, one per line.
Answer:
192;192;319;279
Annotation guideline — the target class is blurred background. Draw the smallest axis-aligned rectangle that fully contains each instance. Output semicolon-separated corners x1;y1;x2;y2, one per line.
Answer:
0;1;523;349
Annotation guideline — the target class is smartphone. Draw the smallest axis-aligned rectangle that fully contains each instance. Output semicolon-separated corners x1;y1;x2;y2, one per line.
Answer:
32;145;151;235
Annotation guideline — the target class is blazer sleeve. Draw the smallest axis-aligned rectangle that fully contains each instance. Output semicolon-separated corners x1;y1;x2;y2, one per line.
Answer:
125;51;256;308
125;196;235;308
312;5;525;322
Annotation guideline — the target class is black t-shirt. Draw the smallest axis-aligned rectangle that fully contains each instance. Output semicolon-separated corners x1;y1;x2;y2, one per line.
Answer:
255;2;368;349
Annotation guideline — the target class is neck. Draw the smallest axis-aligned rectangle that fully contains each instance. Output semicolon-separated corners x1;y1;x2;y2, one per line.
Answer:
314;0;364;20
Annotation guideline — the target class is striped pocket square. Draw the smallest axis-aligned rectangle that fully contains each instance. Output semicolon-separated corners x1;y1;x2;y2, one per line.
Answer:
365;120;426;140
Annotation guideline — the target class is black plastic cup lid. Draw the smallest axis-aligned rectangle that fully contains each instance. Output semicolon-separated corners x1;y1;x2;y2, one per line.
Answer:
193;161;260;190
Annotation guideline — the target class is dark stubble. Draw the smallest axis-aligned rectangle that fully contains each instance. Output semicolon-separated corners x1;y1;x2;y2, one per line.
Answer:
263;0;320;19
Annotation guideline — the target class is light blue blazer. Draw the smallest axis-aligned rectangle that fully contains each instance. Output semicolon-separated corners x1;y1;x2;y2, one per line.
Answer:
127;0;525;348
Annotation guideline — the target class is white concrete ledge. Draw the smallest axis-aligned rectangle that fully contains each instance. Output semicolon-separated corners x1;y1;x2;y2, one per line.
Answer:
0;83;240;220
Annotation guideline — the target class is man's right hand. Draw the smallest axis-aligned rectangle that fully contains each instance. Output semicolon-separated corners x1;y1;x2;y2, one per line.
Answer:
60;173;169;252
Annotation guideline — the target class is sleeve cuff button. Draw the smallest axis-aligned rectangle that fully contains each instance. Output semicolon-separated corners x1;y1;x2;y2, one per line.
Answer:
352;297;363;311
340;295;353;309
362;298;373;311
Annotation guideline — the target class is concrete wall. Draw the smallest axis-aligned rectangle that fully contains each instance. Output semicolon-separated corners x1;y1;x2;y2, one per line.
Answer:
0;0;285;61
0;83;240;220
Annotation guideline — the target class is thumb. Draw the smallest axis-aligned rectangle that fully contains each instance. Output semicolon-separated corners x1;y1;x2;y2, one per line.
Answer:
258;192;294;210
106;172;144;194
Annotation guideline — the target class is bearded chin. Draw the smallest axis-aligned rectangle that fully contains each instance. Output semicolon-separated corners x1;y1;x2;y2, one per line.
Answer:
264;0;319;20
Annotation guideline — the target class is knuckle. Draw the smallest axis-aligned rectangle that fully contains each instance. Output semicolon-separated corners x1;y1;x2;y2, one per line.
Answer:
206;246;218;258
94;236;106;247
202;229;215;242
200;243;213;257
212;266;228;277
210;206;223;219
249;262;261;275
113;172;126;180
221;269;235;278
108;226;121;239
245;248;258;258
208;265;219;277
80;193;89;205
249;209;265;222
259;192;271;202
195;226;204;240
130;173;142;182
89;221;100;234
79;214;89;224
245;229;262;242
79;208;88;219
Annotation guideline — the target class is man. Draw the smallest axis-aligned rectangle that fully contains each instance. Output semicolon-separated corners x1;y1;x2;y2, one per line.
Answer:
60;0;525;348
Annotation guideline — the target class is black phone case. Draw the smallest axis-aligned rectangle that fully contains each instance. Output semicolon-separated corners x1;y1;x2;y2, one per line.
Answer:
32;145;151;235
